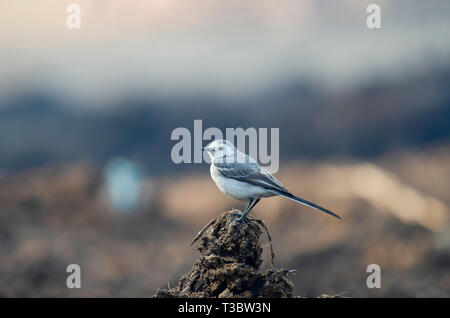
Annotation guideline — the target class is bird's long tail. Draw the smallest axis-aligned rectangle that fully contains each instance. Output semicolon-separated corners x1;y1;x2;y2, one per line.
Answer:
275;190;342;220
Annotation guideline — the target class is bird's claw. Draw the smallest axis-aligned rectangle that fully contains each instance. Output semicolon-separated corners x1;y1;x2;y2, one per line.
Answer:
236;215;248;224
230;211;248;224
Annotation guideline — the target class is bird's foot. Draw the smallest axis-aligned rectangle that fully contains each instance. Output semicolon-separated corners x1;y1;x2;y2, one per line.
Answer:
231;211;243;218
231;211;248;224
236;215;248;224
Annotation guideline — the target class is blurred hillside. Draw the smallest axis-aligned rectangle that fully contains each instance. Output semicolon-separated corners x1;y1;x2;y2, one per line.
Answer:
1;65;449;173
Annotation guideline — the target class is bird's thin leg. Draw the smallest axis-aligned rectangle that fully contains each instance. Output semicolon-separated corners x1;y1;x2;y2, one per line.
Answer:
231;199;253;222
244;198;260;218
236;198;260;223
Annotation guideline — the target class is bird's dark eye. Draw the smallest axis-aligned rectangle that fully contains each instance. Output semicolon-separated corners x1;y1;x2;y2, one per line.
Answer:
218;146;224;151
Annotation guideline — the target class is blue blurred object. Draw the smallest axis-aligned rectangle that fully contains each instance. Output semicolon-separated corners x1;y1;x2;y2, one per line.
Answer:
104;158;143;213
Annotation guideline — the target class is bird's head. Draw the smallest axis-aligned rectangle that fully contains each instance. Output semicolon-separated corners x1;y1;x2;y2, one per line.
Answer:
203;139;236;161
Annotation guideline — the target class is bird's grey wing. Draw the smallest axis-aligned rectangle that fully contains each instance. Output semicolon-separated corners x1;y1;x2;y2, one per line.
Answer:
214;161;289;193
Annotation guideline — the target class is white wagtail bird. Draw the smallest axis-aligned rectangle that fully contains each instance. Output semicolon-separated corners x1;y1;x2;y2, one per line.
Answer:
203;139;342;222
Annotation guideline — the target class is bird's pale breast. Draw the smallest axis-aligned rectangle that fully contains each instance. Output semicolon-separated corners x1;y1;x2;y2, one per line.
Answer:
210;164;274;201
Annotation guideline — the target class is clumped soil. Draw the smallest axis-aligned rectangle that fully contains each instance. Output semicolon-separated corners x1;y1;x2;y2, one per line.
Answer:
154;210;294;298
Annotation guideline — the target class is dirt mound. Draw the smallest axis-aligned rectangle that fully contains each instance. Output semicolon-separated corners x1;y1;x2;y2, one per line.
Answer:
154;210;295;298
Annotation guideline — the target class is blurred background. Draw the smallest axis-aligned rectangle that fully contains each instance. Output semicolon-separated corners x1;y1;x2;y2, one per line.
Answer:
0;0;449;297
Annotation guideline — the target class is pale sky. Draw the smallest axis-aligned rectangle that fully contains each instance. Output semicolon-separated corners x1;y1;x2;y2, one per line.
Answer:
1;0;449;107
